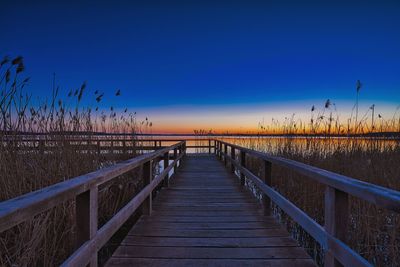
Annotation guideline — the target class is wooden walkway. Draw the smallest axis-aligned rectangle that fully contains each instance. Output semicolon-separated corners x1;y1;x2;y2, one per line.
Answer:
106;154;315;266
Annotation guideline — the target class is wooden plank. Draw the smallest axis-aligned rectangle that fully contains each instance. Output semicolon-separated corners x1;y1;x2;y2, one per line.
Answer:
120;236;298;247
139;215;276;223
113;246;310;259
133;221;281;230
106;154;315;267
127;228;289;238
106;258;316;267
151;210;262;216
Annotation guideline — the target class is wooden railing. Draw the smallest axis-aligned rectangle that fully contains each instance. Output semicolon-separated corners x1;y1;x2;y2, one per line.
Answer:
214;140;400;267
0;141;186;266
1;137;216;154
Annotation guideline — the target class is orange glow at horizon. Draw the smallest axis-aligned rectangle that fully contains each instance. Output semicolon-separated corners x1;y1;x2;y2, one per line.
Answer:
135;100;400;134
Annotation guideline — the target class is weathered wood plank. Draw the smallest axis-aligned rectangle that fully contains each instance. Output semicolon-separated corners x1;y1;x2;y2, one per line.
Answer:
106;258;316;267
106;154;314;267
133;221;281;230
113;246;311;259
120;236;298;247
127;228;289;238
139;215;276;223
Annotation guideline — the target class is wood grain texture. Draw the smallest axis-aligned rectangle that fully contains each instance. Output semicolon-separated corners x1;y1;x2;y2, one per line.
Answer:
106;154;314;267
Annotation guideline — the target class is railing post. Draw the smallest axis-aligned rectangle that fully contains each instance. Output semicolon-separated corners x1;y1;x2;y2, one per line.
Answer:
163;152;169;187
173;148;178;173
76;186;98;266
208;139;211;154
39;139;45;154
324;186;349;267
224;144;227;165
240;151;246;185
219;142;222;160
142;160;152;215
263;160;272;216
230;146;235;173
178;146;182;166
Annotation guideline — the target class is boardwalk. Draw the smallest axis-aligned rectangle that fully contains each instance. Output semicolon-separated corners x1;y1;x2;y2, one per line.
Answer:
106;154;315;266
1;138;395;266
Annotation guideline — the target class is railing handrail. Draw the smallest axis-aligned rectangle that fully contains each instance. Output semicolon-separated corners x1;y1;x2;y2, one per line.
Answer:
0;138;215;145
0;140;185;232
216;139;400;212
214;139;400;267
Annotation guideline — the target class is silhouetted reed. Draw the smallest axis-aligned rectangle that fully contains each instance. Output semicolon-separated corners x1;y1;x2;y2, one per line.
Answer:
0;56;154;266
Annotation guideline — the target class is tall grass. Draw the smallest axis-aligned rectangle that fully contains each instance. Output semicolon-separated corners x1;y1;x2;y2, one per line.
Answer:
214;81;400;266
0;56;155;266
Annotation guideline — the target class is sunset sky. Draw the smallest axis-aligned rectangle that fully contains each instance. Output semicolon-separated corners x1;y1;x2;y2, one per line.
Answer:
1;0;400;133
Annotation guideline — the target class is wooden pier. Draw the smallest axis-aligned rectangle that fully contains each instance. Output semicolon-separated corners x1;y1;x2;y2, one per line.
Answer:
106;154;314;266
1;137;399;266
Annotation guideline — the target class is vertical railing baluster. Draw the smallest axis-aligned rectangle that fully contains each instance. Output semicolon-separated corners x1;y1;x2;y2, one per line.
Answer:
240;150;246;186
230;146;235;173
208;139;211;154
142;160;152;215
163;152;169;187
263;160;272;216
324;186;348;267
224;144;227;166
173;148;178;173
76;186;98;266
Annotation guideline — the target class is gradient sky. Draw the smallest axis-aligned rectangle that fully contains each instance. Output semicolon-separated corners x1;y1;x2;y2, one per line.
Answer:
1;0;400;133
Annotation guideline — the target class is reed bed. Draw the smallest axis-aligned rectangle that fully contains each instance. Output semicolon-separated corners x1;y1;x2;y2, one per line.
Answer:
0;56;156;266
221;136;400;266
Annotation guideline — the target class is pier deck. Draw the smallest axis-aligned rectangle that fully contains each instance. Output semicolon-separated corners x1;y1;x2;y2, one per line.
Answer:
106;154;314;266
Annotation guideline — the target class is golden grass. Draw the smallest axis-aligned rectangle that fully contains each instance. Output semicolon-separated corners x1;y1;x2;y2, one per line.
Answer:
0;56;154;265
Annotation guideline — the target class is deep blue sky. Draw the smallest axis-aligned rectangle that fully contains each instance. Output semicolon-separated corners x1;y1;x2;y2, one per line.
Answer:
1;0;399;132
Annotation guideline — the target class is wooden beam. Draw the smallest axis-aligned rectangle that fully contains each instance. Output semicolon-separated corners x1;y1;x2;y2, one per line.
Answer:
263;160;272;216
142;161;153;216
173;148;178;173
230;147;235;173
240;151;246;186
224;144;228;166
76;187;98;266
325;186;349;267
164;152;169;187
